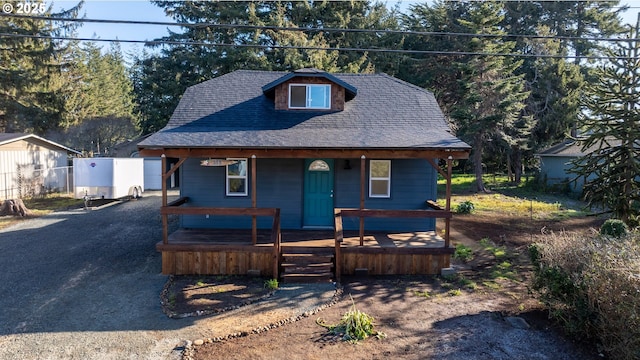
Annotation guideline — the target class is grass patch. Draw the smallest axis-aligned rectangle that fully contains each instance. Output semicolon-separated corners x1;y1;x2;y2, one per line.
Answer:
440;274;478;292
0;194;84;230
482;281;502;290
453;244;474;262
479;238;507;259
413;290;431;298
437;174;589;220
23;195;83;211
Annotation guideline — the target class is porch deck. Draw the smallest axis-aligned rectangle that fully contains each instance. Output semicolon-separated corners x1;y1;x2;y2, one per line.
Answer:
162;228;446;249
157;228;453;278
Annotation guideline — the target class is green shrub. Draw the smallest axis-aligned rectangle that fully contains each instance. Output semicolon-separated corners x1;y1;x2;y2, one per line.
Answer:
453;244;473;262
263;278;279;290
599;219;628;238
456;200;475;214
530;233;640;359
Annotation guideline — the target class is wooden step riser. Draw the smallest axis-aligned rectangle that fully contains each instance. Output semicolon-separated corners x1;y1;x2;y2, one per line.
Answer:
281;273;334;283
281;262;334;268
282;256;334;264
283;266;333;274
279;250;335;283
280;247;335;255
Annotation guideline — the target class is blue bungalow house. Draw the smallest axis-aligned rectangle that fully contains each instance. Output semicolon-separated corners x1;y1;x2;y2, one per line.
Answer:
138;69;470;281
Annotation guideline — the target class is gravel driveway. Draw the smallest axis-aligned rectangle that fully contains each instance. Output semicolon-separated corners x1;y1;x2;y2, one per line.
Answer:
0;191;203;360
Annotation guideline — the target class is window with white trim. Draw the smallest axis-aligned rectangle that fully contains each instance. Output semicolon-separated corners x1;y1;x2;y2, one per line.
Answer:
226;158;248;196
369;160;391;198
289;84;331;109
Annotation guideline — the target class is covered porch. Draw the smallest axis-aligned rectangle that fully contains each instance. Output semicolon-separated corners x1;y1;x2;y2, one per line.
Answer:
157;227;451;280
140;147;469;281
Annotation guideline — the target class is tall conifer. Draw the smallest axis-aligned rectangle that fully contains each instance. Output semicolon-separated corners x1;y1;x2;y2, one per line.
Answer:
570;25;640;224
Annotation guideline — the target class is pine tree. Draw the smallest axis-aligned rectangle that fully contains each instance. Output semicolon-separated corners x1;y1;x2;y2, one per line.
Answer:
399;1;469;116
570;25;640;225
48;41;139;151
450;2;529;192
0;2;82;134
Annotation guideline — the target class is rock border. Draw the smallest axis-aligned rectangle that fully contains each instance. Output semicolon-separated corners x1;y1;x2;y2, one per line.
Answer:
160;275;278;319
181;284;344;360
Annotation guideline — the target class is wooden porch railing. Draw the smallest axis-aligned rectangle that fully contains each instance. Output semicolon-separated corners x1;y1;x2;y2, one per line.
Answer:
333;207;453;283
161;197;282;279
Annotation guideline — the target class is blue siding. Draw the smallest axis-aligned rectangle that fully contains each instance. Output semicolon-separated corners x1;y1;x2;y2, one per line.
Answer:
180;158;303;229
180;158;437;232
539;156;586;193
335;159;436;231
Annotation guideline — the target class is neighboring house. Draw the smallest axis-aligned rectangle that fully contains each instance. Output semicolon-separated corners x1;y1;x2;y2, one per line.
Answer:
138;68;471;280
536;139;604;193
0;133;81;199
110;134;152;157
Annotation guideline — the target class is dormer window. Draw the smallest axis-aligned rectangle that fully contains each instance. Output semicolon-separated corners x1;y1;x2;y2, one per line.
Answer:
289;84;331;109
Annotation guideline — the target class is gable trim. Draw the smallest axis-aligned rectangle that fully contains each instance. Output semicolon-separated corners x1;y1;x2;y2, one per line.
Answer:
262;69;357;101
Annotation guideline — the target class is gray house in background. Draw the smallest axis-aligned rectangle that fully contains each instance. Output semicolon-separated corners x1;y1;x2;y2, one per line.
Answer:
138;69;470;278
536;139;601;193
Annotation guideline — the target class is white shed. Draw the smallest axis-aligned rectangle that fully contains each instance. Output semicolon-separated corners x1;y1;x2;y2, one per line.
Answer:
0;133;81;199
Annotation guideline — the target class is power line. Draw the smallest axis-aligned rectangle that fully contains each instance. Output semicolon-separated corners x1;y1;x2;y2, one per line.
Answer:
1;13;637;44
1;32;637;60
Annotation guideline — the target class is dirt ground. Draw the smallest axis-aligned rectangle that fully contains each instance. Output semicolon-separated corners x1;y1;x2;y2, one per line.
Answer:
167;213;604;360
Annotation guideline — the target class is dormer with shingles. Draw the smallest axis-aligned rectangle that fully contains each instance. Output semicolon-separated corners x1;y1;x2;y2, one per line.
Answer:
262;68;357;111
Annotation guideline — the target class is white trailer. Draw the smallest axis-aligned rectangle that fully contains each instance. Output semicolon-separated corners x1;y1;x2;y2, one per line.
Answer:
73;157;144;199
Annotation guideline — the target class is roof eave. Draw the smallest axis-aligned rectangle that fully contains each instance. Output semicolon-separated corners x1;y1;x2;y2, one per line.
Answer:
0;133;81;155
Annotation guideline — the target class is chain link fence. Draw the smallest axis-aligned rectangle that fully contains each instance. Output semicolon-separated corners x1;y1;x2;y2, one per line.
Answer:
0;166;73;200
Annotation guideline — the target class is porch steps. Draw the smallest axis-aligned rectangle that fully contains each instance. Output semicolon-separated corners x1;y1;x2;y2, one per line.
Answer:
280;247;334;283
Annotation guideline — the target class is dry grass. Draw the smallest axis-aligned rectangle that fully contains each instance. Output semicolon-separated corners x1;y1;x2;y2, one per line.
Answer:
0;194;83;230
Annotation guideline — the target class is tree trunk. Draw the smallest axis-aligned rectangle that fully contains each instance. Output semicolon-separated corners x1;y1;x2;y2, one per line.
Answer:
512;148;523;184
0;199;31;217
507;153;514;183
473;133;487;192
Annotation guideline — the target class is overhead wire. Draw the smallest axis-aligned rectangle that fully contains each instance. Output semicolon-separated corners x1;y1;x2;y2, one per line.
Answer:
2;32;637;60
2;13;638;43
1;13;639;60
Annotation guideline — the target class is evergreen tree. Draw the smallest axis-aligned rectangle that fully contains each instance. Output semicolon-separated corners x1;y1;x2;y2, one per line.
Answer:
0;2;82;134
399;1;469;116
61;42;137;127
450;2;529;192
570;26;640;225
46;41;139;151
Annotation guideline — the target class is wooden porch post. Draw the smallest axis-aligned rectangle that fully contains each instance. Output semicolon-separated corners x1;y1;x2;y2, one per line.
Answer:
251;155;257;245
359;155;366;246
445;156;453;248
161;154;168;244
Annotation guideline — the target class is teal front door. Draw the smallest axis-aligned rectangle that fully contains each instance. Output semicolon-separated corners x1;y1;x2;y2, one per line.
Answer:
303;159;334;227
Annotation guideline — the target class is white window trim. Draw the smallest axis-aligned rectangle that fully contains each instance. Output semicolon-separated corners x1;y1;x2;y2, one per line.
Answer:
369;160;391;198
226;158;248;196
288;83;331;109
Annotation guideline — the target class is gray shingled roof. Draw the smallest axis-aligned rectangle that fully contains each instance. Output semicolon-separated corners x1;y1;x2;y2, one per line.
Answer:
139;70;470;150
536;137;625;157
0;133;81;154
